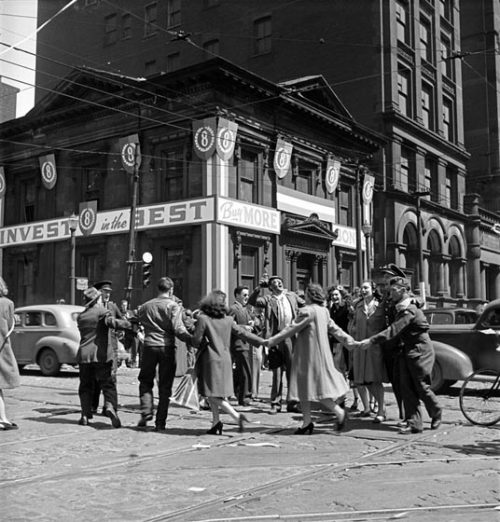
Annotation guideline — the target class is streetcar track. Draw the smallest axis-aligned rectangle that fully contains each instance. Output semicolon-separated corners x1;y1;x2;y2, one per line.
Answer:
140;424;497;522
194;503;500;522
4;384;497;521
0;415;479;489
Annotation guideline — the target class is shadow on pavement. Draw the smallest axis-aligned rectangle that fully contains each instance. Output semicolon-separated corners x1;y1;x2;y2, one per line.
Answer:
444;438;500;456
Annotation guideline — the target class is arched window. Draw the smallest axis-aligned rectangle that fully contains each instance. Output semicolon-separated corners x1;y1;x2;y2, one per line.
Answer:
427;229;441;296
402;223;418;283
449;235;462;298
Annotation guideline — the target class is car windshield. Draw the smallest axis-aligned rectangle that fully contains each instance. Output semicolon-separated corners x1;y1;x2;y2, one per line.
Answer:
479;309;500;329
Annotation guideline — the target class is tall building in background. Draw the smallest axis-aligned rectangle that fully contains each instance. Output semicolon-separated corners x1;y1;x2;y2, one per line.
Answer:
31;0;500;303
0;78;19;123
460;0;500;213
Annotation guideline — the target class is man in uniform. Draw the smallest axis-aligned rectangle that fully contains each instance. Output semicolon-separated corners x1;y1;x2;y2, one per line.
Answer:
366;276;442;434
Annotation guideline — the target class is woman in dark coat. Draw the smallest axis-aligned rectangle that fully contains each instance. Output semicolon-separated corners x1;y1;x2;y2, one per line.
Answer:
192;290;265;434
0;277;20;430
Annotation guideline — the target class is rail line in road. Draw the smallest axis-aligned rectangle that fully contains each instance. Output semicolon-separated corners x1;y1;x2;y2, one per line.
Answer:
140;425;499;522
3;379;499;521
191;503;499;522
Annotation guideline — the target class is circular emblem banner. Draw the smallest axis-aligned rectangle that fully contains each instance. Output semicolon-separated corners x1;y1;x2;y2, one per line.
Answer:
193;117;217;160
362;174;375;204
325;158;341;194
38;154;57;190
216;118;238;161
273;138;293;179
78;200;98;237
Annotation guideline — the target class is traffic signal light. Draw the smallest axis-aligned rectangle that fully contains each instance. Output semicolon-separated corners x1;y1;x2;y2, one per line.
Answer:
142;261;152;288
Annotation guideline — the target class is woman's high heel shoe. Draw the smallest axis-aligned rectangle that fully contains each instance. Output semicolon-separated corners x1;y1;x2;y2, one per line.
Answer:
294;422;314;435
336;410;347;432
238;414;249;433
206;421;223;435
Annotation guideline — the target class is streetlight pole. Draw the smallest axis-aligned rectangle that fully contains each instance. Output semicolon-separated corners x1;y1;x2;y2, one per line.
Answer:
68;213;78;305
362;221;372;280
355;165;364;287
414;190;430;306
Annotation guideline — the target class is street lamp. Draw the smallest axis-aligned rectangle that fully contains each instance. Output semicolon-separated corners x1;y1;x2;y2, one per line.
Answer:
413;190;430;306
67;213;78;305
361;221;372;280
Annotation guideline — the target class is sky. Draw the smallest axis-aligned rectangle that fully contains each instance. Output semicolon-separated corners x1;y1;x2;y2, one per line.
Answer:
0;0;38;118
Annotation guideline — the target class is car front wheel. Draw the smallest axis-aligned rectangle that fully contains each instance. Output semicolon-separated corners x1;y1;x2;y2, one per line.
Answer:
38;348;61;376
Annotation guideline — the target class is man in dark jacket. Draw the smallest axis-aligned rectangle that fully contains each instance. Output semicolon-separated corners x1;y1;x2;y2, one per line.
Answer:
229;285;254;406
91;280;123;414
248;275;305;414
137;276;192;431
366;276;442;434
76;287;133;428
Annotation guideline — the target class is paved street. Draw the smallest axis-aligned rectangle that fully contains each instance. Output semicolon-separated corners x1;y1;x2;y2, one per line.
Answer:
1;366;499;522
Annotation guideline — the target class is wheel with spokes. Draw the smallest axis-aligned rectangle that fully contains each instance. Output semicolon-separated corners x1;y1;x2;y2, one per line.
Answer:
459;369;500;426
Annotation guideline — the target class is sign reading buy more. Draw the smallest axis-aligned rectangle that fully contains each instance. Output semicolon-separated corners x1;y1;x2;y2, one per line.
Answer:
217;197;280;234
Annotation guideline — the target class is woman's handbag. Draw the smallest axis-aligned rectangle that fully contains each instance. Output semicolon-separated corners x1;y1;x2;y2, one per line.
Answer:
170;367;200;411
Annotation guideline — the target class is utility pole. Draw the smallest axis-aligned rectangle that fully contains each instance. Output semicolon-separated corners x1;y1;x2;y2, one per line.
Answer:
355;165;364;287
125;145;140;304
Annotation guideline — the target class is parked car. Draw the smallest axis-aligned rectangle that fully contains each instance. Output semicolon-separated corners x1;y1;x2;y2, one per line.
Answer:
12;304;84;376
428;299;500;392
424;308;479;327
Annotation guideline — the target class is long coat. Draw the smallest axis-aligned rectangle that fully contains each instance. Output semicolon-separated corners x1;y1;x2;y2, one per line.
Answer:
269;304;357;403
370;302;435;375
349;297;388;384
192;313;264;397
77;304;132;364
0;297;20;389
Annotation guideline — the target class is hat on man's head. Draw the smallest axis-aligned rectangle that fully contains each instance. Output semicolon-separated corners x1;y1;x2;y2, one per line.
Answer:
83;287;101;305
94;280;113;291
389;276;411;289
268;275;283;284
379;264;407;278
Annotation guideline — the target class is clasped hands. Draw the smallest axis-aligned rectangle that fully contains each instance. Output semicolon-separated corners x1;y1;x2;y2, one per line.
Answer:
357;338;374;350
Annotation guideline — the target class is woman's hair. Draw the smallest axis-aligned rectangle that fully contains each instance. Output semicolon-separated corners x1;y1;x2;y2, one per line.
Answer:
0;277;9;297
306;283;326;305
327;285;348;301
199;290;228;318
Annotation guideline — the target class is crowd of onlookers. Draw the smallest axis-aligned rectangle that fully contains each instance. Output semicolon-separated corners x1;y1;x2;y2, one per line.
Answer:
0;266;444;436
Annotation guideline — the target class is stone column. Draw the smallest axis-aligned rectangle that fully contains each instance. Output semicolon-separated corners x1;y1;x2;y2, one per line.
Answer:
312;255;320;283
494;267;500;301
457;259;466;299
480;263;488;301
464;194;482;299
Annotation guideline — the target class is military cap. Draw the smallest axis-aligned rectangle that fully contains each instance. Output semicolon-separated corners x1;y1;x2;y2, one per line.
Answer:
94;280;113;291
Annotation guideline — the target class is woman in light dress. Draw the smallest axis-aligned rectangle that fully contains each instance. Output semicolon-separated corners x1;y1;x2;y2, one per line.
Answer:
349;281;387;422
268;283;361;434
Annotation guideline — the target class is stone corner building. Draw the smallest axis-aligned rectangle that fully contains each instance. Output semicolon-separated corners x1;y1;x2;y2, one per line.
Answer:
0;59;385;307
